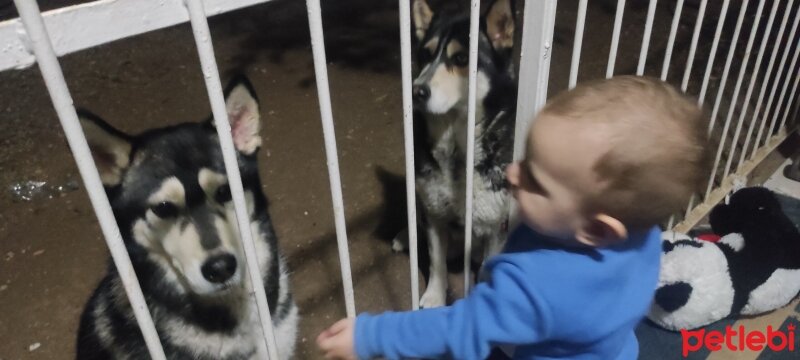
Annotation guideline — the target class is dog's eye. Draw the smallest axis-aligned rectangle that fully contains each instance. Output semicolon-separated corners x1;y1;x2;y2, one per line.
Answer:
215;184;232;203
452;52;469;66
151;202;178;218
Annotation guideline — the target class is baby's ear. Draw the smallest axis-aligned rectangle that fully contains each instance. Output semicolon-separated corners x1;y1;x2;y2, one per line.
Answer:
223;76;261;156
576;214;628;247
78;110;133;187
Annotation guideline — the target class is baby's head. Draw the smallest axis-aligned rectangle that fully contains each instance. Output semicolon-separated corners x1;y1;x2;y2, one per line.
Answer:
507;76;710;247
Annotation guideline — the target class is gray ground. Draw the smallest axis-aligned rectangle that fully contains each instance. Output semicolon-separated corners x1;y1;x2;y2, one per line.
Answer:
0;0;797;359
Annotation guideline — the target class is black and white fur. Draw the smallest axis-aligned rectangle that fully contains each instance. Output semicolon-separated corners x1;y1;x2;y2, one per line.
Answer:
76;77;298;359
396;0;517;308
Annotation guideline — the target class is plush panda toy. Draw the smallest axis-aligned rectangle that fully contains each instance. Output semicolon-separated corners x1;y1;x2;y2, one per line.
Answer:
648;187;800;331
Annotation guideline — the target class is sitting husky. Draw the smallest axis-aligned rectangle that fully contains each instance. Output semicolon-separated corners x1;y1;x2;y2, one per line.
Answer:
398;0;517;308
76;77;298;359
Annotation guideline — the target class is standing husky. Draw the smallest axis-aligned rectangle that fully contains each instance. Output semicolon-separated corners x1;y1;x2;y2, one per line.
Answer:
401;0;517;308
76;77;298;359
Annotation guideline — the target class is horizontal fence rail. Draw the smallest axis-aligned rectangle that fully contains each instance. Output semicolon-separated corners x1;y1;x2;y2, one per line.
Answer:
0;0;274;72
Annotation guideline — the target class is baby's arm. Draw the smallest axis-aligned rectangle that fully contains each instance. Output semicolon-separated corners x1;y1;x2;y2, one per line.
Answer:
352;261;552;360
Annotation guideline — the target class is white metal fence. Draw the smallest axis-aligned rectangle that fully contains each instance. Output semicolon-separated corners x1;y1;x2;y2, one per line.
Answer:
2;0;799;358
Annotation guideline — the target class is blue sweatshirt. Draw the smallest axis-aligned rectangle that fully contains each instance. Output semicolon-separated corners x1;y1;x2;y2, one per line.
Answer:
355;225;662;360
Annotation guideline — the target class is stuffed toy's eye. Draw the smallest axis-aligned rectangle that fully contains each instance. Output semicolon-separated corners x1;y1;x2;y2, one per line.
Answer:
215;184;232;203
151;202;178;218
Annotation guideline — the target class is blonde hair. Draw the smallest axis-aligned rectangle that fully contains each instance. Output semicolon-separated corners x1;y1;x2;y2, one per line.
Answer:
538;76;711;229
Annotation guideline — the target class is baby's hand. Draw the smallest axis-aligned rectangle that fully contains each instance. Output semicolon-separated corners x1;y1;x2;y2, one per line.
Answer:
317;318;357;360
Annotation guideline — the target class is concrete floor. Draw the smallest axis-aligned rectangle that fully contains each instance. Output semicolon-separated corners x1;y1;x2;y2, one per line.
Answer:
0;0;794;359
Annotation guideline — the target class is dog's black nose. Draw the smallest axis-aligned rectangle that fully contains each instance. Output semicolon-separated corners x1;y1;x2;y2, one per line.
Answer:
201;254;237;283
413;85;430;101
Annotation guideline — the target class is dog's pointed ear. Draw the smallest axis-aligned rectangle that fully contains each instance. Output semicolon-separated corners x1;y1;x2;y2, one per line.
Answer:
486;0;514;51
413;0;434;41
78;110;133;187
223;76;262;155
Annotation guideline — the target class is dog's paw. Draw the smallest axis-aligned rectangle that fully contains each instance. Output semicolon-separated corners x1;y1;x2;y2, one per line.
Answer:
420;287;446;308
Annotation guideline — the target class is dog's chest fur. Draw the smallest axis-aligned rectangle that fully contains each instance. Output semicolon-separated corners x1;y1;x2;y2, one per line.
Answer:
157;287;269;359
417;107;510;238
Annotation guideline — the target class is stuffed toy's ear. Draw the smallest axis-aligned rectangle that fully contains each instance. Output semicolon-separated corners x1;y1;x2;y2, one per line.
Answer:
413;0;434;41
78;110;133;187
728;186;782;216
223;76;261;156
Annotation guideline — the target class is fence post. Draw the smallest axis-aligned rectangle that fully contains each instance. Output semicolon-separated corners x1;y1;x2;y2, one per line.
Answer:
12;1;166;359
509;0;557;223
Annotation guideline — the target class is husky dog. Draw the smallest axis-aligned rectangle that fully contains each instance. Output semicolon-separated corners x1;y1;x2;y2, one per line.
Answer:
399;0;517;308
76;77;298;359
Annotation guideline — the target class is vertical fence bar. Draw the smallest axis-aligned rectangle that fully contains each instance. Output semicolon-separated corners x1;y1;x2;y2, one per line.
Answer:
637;0;658;75
766;17;800;142
11;1;167;359
750;2;798;158
606;0;626;78
741;1;797;167
661;0;684;80
397;0;419;310
305;0;356;317
793;94;800;127
182;1;280;357
680;0;708;219
685;0;731;219
774;37;800;135
698;0;731;105
463;0;480;294
510;0;557;223
750;11;800;153
778;42;800;131
681;0;707;91
736;0;794;171
707;1;750;137
569;0;588;88
704;0;764;198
